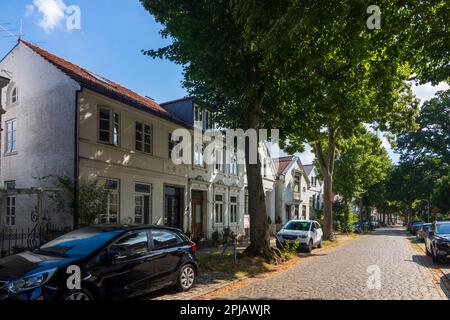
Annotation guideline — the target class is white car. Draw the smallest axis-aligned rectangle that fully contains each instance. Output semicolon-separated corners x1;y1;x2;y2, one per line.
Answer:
276;220;323;253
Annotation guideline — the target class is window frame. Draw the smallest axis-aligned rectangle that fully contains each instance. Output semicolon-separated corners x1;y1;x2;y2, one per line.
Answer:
135;121;153;154
98;178;120;224
11;87;18;104
150;228;183;250
229;195;238;225
214;194;224;225
98;106;120;146
6;196;16;226
108;230;151;259
5;119;17;154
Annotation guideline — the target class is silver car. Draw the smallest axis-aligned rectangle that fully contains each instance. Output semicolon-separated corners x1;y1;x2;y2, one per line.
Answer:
276;220;324;253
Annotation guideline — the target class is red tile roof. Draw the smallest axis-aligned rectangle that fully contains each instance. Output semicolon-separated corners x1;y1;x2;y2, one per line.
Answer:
274;156;294;175
20;39;188;127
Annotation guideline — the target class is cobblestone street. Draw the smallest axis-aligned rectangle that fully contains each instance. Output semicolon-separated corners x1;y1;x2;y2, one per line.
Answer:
217;227;449;300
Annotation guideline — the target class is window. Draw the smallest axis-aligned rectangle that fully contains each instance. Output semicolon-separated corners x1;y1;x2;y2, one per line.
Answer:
5;119;17;153
293;175;301;193
194;143;204;167
11;87;18;104
230;154;238;176
214;194;224;224
135;183;151;224
168;133;183;160
230;196;238;224
194;105;203;124
312;195;316;209
99;179;120;224
136;122;152;154
151;229;181;249
6;196;15;226
215;147;225;173
110;231;149;257
4;181;16;191
98;107;120;145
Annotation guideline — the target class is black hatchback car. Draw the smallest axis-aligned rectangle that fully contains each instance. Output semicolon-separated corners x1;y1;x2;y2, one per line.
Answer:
0;225;198;300
425;221;450;263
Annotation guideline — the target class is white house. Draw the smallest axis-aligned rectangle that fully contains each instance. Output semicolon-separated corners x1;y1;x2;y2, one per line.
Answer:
303;164;324;220
274;156;311;224
0;40;275;242
161;98;247;239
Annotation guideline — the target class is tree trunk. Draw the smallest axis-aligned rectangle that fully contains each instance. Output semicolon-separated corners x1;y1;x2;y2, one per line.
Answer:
243;85;271;257
315;127;339;241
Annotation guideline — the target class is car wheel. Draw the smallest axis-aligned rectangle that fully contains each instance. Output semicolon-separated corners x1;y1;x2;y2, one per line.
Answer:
306;240;313;253
177;264;196;292
60;289;94;301
317;238;323;249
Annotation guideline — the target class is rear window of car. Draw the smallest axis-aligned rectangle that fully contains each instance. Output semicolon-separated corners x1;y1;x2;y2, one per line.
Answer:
151;229;183;249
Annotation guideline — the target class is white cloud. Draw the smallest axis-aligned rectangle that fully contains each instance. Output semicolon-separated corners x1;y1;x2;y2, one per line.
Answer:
27;0;67;32
413;82;449;105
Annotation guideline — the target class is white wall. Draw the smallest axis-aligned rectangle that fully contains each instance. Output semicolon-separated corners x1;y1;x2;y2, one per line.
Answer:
0;43;80;228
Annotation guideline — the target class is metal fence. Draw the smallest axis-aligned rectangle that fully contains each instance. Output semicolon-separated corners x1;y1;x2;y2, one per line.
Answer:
0;225;73;258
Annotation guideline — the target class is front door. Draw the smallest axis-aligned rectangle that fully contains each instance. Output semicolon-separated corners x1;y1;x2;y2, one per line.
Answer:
191;191;204;239
164;186;183;229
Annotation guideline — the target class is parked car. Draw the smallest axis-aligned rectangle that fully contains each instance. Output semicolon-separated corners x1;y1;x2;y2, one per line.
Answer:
410;221;423;235
370;221;380;229
416;223;431;242
276;220;323;253
425;221;450;263
353;222;362;234
0;225;198;300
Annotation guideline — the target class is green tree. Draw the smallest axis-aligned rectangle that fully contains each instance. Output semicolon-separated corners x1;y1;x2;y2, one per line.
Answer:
140;0;281;258
432;172;450;215
247;0;421;239
396;89;450;164
333;132;392;224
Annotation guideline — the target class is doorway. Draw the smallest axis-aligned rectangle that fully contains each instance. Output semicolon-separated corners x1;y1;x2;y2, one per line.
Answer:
164;186;183;229
191;191;205;239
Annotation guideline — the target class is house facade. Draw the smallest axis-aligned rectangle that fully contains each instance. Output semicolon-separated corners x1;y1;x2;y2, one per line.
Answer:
304;164;324;220
0;40;281;241
274;156;311;224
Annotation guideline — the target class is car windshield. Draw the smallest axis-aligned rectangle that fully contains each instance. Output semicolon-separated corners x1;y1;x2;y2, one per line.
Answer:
37;227;123;258
436;224;450;235
412;222;422;226
284;221;311;231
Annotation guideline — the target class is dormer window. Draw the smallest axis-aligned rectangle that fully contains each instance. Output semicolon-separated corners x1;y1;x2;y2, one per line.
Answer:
11;87;18;104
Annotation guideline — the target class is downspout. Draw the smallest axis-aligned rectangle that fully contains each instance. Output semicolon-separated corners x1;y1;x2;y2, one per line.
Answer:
0;76;10;228
73;87;83;229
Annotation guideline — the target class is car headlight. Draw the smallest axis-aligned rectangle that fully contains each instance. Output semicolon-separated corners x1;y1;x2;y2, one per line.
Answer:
6;268;57;294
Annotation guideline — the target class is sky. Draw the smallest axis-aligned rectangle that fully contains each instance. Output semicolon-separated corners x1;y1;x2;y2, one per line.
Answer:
0;0;448;165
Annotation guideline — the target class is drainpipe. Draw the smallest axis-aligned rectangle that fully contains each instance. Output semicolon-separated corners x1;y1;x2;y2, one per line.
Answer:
73;88;83;229
0;76;10;227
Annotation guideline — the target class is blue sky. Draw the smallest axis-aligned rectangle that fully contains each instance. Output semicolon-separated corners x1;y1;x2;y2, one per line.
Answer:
0;0;448;164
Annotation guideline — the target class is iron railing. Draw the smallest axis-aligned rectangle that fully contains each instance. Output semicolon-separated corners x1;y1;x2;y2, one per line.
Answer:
0;225;72;258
